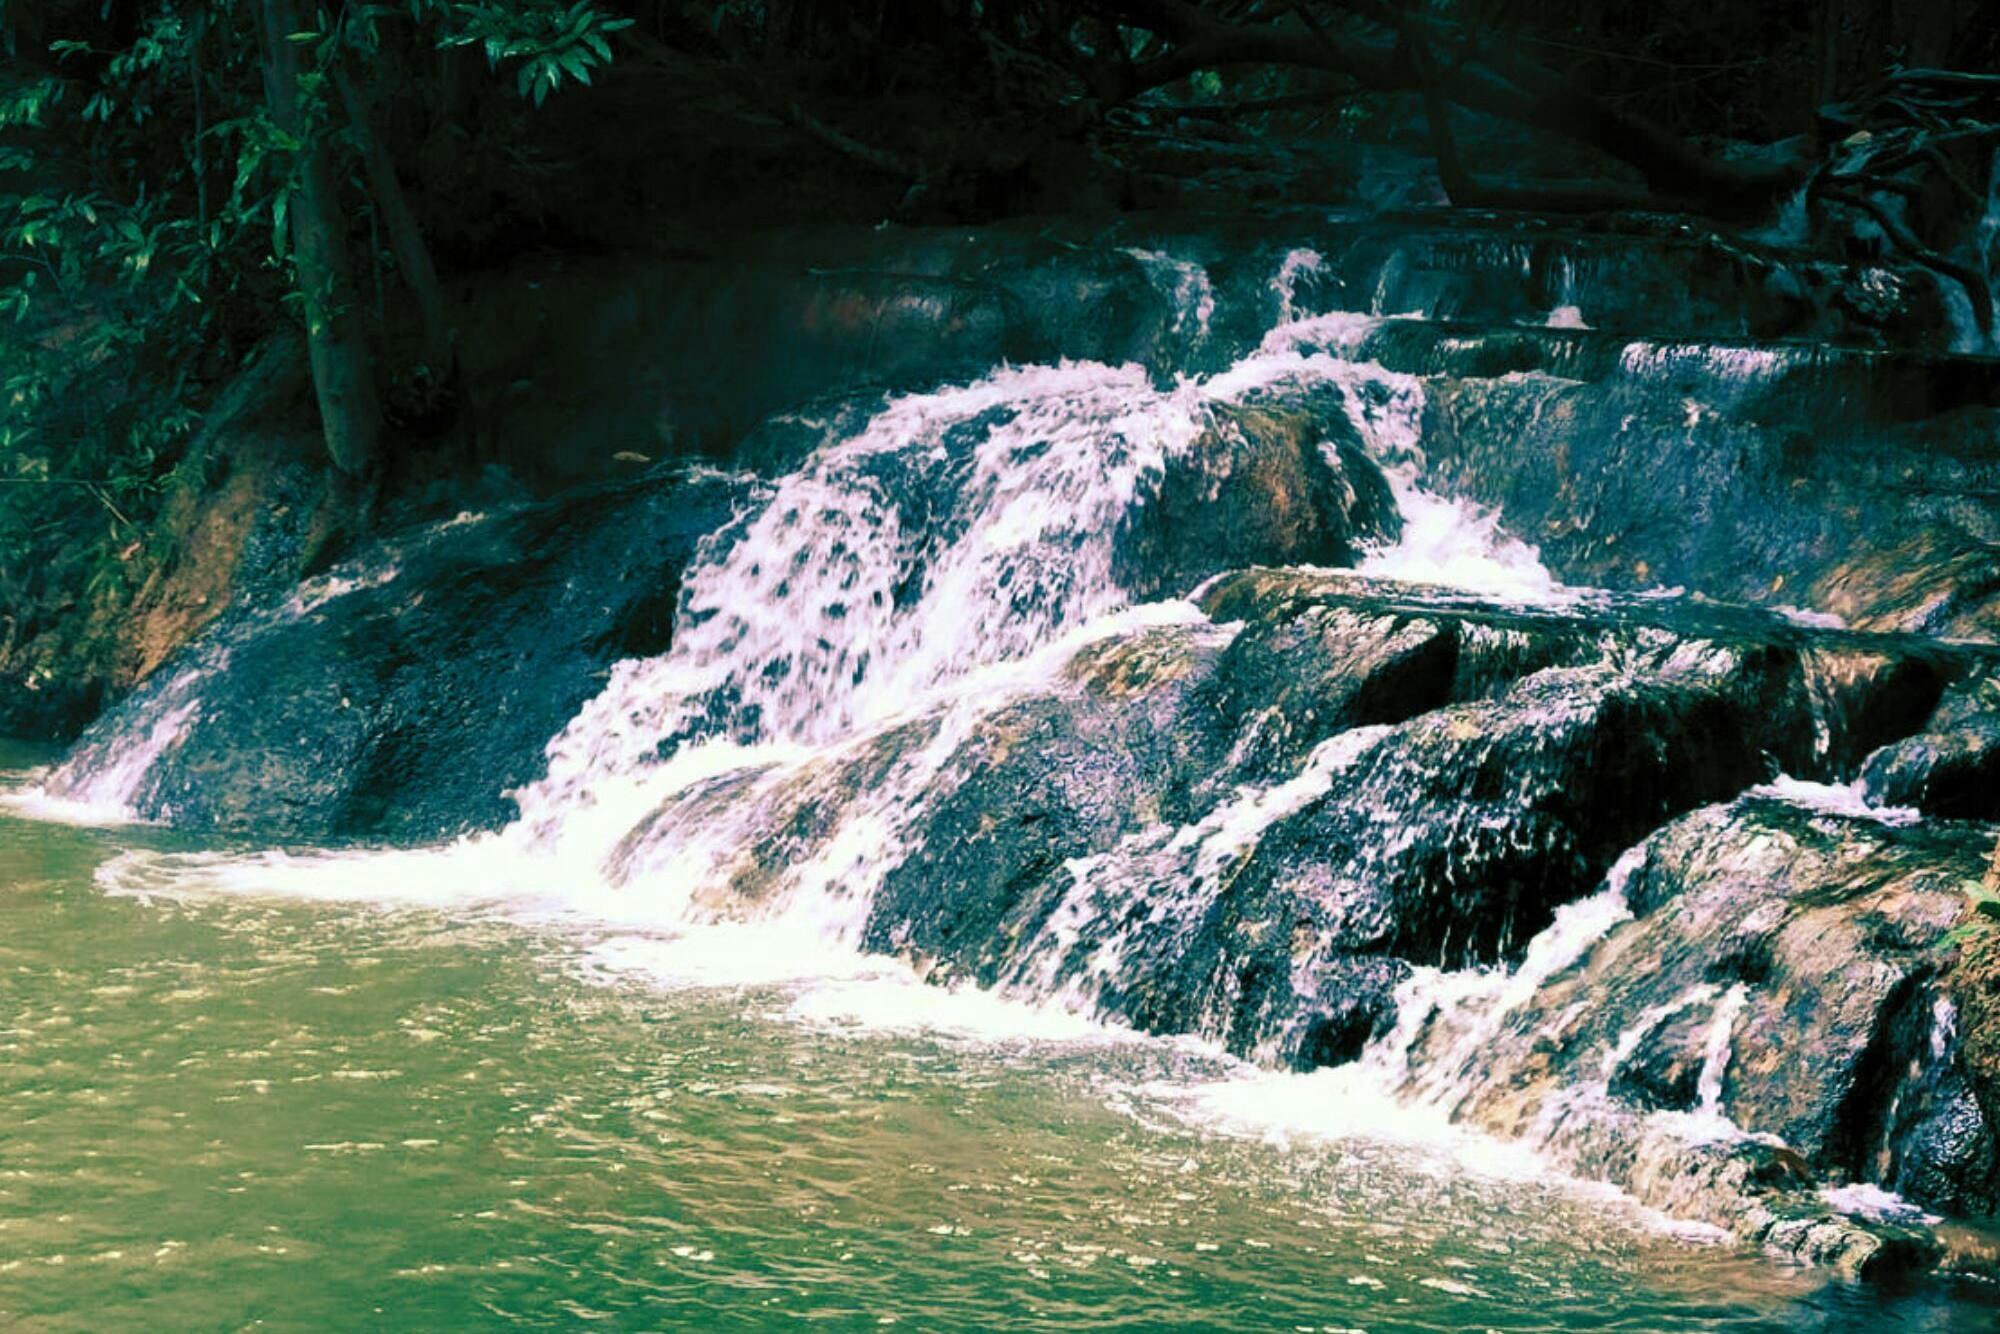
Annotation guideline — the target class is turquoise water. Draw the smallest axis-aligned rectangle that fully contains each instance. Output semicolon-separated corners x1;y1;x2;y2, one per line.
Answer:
2;745;1996;1331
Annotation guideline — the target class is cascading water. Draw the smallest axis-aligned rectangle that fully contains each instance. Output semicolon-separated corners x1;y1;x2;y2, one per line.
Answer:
22;241;1978;1272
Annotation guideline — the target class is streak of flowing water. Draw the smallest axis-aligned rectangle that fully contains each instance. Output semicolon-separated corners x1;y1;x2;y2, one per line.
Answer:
47;274;1583;1069
1359;464;1569;604
1386;848;1641;1113
28;249;1939;1320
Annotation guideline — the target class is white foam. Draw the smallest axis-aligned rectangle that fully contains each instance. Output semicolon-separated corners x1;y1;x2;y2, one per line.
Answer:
1148;1061;1543;1180
1774;604;1846;630
285;563;401;616
1358;466;1570;605
1257;311;1385;359
1821;1182;1939;1225
1749;776;1920;827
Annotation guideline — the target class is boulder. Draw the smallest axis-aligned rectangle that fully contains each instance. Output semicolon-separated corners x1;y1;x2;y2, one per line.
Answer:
1114;384;1401;600
862;570;1983;1074
1409;799;2000;1245
48;469;749;841
1862;678;2000;821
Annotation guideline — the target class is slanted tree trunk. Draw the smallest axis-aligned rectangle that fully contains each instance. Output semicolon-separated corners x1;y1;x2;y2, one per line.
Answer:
1091;0;1810;218
333;63;453;382
257;0;380;475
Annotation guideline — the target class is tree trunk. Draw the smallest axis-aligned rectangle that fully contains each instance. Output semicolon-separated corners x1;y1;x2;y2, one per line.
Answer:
333;63;453;380
257;0;380;476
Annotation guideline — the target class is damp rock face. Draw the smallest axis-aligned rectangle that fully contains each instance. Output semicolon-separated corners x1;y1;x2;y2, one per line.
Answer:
1402;798;2000;1269
862;571;1991;1074
1113;385;1402;600
48;470;750;841
1278;316;2000;641
1861;678;2000;821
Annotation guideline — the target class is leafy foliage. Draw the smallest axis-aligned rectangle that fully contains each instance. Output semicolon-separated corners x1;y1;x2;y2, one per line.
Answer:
442;1;634;105
0;0;632;653
1945;878;2000;948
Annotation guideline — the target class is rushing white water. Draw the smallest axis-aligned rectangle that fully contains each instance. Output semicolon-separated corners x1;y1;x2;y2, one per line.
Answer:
1270;247;1325;324
0;665;210;824
19;243;1872;1231
1694;983;1750;1121
507;345;1476;870
1750;775;1921;827
1385;849;1641;1113
1359;465;1568;604
1821;1182;1940;1226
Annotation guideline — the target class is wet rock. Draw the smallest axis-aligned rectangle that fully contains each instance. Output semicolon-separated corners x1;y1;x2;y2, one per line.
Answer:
0;333;349;744
862;622;1235;980
1216;665;1782;972
1861;679;2000;821
1421;799;2000;1232
52;469;750;841
1289;958;1411;1069
863;571;1979;1076
1533;1103;1942;1278
1813;526;2000;642
1603;1005;1708;1112
608;713;942;913
1115;387;1401;600
1337;325;2000;637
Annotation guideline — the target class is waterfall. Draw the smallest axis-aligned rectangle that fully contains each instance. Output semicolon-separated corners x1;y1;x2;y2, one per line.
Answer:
27;246;1802;1183
68;268;1571;960
16;225;1992;1272
515;361;1207;820
1270;247;1324;324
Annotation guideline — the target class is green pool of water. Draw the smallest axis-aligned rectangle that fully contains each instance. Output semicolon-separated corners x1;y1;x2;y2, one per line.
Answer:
2;746;1995;1331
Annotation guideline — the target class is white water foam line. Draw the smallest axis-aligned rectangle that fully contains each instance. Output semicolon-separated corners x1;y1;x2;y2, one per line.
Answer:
1750;775;1921;827
1358;465;1570;606
21;282;1833;1245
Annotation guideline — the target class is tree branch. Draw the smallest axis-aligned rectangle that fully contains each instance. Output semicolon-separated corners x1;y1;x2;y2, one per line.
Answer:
1086;0;1809;217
